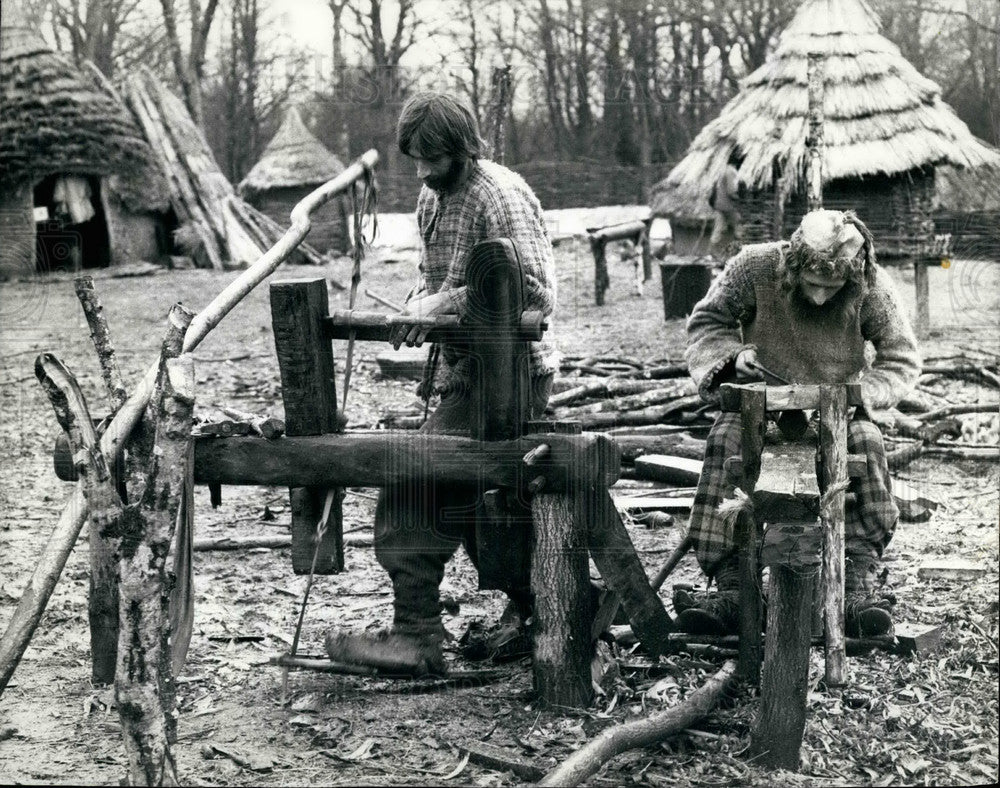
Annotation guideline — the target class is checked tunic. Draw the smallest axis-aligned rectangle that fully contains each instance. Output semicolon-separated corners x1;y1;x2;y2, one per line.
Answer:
684;242;921;574
411;159;559;393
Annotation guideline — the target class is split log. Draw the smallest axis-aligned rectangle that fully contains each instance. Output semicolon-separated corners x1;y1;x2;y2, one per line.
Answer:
0;150;380;699
559;395;705;430
538;659;738;787
556;380;697;414
918;402;1000;422
549;378;687;409
218;407;285;439
116;355;195;787
613;433;707;464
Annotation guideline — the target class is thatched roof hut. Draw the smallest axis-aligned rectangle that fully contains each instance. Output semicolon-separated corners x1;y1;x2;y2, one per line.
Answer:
239;107;350;254
651;0;1000;257
0;3;169;277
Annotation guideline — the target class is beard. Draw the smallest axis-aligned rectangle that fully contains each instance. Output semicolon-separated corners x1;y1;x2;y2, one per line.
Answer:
423;158;468;192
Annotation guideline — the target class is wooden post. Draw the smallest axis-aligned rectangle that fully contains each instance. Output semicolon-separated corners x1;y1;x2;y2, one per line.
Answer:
530;493;592;708
467;239;533;593
591;236;610;306
806;52;825;212
737;384;766;684
641;217;653;283
116;355;194;787
749;549;818;771
818;385;848;686
913;259;930;336
585;489;674;657
270;279;343;574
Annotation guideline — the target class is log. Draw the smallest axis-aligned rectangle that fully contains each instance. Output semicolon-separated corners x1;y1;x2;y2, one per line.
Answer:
461;741;544;782
324;309;546;343
719;383;863;413
632;455;702;485
737;385;766;684
558;381;697;414
613;495;695;513
819;386;848;686
561;395;705;430
805;52;825;212
548;378;689;409
192;432;619;491
116;355;195;787
748;563;817;771
591;235;610;306
0;151;380;699
613;432;707;464
531;493;593;708
271;278;343;575
538;659;738;787
917;401;1000;422
192;533;373;552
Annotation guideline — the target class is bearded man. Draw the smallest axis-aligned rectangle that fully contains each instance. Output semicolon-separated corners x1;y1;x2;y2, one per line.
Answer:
326;91;558;675
677;209;920;638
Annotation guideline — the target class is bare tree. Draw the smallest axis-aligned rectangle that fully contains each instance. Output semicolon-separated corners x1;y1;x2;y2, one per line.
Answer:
158;0;221;126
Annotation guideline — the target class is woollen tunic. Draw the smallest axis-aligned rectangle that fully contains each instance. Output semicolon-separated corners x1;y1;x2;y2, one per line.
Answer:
411;159;558;392
685;242;920;412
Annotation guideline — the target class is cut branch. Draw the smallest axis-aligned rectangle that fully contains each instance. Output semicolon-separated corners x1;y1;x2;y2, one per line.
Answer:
538;659;738;786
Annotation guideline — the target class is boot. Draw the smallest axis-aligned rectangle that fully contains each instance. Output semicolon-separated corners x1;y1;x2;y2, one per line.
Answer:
674;558;741;636
325;626;447;677
845;553;895;638
461;597;533;662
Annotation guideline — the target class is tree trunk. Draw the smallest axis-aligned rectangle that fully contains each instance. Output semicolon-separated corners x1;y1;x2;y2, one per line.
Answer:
116;356;195;787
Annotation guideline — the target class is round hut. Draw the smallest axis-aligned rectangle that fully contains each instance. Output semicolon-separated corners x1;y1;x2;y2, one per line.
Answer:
239;107;350;254
0;4;169;278
651;0;1000;259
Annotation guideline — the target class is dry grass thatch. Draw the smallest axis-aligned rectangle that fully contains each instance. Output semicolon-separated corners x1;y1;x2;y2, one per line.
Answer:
0;3;167;212
935;164;1000;213
651;0;1000;222
238;107;346;197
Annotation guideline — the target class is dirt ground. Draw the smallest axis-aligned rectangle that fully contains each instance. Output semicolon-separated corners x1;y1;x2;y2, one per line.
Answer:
1;229;998;787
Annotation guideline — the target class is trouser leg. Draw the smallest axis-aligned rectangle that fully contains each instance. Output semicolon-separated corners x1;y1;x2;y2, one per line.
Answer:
689;412;743;576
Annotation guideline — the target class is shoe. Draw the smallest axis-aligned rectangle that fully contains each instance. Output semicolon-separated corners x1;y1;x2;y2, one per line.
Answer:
845;553;895;638
460;600;532;662
325;628;447;677
674;559;741;636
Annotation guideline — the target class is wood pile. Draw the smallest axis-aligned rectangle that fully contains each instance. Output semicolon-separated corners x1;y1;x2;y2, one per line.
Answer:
122;68;333;271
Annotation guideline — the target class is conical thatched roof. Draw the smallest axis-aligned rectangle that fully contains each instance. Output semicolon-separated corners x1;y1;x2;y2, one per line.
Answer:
652;0;1000;221
239;107;346;197
935;162;1000;213
0;3;167;211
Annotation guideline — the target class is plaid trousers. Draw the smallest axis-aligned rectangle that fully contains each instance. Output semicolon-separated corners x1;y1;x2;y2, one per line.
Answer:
688;412;899;576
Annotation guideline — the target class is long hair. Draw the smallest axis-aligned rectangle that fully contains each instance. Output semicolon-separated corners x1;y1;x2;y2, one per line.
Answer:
397;92;486;160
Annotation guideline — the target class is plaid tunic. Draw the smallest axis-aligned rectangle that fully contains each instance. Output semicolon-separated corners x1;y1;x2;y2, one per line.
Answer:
411;160;558;391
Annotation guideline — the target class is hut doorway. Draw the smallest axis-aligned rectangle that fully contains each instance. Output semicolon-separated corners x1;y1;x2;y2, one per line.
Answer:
33;174;111;272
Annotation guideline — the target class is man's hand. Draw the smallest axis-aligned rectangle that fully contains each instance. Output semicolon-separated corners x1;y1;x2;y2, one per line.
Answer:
391;291;457;349
734;348;764;381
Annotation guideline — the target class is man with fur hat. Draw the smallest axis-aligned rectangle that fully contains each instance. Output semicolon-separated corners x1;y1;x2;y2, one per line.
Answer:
678;209;920;637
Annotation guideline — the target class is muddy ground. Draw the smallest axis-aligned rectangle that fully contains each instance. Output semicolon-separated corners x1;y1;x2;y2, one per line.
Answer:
0;231;997;786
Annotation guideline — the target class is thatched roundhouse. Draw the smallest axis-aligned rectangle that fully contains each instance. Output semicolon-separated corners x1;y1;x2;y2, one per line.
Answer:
239;107;350;254
0;5;169;278
651;0;1000;258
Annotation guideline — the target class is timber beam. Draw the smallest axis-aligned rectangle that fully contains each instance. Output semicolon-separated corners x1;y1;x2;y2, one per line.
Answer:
192;431;620;493
324;309;547;343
